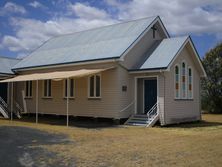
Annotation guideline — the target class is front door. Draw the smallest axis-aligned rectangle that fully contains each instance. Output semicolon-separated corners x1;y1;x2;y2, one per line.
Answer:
0;83;8;102
144;79;157;114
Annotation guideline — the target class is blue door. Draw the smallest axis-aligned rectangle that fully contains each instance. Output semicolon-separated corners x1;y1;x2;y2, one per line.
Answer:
144;79;157;114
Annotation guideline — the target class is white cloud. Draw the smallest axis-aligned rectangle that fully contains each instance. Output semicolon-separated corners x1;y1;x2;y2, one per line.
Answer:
106;0;222;36
68;2;109;19
2;35;22;52
17;52;28;59
0;2;26;16
29;1;46;9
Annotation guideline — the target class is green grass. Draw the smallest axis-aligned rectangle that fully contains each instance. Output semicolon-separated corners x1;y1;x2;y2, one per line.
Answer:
1;114;222;167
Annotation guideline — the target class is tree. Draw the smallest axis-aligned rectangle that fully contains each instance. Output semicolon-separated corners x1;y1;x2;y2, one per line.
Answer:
202;43;222;113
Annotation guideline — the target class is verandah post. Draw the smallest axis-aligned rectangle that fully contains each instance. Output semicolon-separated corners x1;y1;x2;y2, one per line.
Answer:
36;80;39;124
66;78;69;127
10;82;13;121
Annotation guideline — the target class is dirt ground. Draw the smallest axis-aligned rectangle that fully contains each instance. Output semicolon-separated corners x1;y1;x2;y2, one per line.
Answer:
0;114;222;167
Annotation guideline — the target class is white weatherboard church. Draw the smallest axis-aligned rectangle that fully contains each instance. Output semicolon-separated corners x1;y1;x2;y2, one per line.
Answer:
0;16;206;127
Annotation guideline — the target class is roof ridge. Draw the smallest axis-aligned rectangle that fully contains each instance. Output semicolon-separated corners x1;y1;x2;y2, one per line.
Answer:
51;16;158;39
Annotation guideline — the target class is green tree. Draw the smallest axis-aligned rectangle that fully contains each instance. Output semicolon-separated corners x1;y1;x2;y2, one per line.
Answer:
202;43;222;113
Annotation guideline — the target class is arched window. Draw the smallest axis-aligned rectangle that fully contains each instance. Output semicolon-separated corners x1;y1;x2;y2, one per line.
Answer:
175;65;180;99
181;62;187;98
188;67;193;99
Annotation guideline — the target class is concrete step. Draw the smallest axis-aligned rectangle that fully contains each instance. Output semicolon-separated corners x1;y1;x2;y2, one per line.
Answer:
125;122;148;126
129;117;148;121
127;120;150;124
125;114;159;127
132;114;148;118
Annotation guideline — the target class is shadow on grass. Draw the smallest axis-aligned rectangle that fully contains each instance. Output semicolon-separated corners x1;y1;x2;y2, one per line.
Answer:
0;126;74;167
12;114;119;129
164;120;222;128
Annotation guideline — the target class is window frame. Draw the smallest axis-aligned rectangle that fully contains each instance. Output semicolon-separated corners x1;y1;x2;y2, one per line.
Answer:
181;61;187;99
42;79;52;98
174;64;180;99
188;66;193;99
63;78;75;99
88;74;101;99
25;81;32;98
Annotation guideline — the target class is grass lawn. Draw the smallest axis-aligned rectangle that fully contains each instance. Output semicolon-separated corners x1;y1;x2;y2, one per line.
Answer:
0;114;222;167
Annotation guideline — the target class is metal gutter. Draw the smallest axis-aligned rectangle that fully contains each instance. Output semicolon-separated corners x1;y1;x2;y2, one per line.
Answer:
13;57;120;72
128;67;168;73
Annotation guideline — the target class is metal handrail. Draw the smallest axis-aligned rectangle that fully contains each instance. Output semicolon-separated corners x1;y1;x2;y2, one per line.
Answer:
13;101;23;118
0;96;9;118
0;96;23;118
146;101;158;119
119;101;134;113
15;101;23;113
0;96;8;109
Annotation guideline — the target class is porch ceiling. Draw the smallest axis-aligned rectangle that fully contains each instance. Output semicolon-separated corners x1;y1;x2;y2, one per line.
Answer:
0;67;113;83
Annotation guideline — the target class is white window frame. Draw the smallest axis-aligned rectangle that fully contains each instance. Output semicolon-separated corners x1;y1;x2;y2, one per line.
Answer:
174;64;180;99
181;61;187;99
88;74;101;98
63;78;75;98
42;80;52;98
25;81;32;98
188;66;193;99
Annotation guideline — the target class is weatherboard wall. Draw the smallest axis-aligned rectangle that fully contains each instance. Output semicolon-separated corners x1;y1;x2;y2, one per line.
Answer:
164;44;201;124
14;62;135;119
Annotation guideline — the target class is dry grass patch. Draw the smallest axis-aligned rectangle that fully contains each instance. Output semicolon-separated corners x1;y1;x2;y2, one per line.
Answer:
0;114;222;167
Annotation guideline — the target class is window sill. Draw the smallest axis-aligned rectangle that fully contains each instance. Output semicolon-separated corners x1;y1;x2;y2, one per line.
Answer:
42;97;53;99
24;97;32;99
88;97;101;100
174;98;194;101
63;97;75;100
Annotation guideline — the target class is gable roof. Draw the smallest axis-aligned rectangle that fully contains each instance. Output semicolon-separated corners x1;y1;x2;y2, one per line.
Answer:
13;16;167;71
139;36;188;70
0;56;21;75
130;36;206;77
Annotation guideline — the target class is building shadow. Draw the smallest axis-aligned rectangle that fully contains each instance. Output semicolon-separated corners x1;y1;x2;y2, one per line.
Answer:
12;114;120;129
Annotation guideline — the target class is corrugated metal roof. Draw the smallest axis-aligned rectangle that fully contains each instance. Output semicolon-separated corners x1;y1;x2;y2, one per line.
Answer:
0;56;21;74
139;36;188;70
13;16;158;70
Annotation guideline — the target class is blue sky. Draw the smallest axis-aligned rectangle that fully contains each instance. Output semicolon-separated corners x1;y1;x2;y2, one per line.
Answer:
0;0;222;59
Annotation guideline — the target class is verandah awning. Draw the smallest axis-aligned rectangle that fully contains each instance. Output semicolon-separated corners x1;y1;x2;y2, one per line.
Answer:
0;68;113;83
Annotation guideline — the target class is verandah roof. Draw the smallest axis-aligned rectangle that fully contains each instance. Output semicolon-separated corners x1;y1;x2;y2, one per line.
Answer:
0;68;112;83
